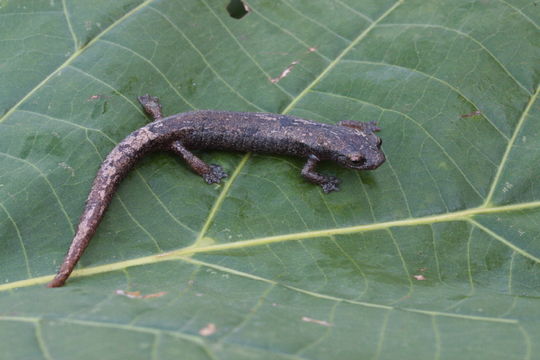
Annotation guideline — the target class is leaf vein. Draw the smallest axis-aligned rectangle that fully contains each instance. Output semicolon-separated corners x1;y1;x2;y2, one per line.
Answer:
98;39;197;110
330;235;369;299
0;0;155;124
34;320;53;360
469;219;540;262
497;0;539;30
484;86;540;205
340;59;509;140
61;0;77;50
0;152;74;233
333;0;374;23
147;7;266;111
199;0;294;99
281;0;404;114
0;202;31;278
373;309;392;360
311;89;486;200
378;23;532;94
386;229;414;304
2;201;540;291
246;4;332;62
280;0;353;43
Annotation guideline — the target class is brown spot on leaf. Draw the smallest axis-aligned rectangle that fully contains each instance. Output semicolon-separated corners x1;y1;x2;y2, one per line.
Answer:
87;94;107;101
199;323;217;336
270;61;299;83
460;110;481;118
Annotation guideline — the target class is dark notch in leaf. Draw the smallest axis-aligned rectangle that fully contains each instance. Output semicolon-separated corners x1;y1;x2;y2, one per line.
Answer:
226;0;249;19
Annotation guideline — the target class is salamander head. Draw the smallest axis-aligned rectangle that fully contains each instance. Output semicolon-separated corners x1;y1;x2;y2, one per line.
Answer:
335;120;386;170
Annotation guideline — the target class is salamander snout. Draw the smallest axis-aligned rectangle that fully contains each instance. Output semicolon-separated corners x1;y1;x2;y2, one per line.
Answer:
341;148;386;170
360;151;385;170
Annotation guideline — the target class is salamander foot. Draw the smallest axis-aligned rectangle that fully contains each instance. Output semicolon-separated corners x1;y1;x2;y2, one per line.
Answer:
321;176;341;193
203;164;228;184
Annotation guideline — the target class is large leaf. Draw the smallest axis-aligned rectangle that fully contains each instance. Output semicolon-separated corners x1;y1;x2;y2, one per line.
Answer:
1;0;539;358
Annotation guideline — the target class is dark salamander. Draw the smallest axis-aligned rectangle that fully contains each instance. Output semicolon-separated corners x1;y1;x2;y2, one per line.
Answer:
48;95;385;287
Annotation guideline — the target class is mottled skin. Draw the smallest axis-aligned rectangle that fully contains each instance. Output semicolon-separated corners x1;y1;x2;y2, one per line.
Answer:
48;95;385;287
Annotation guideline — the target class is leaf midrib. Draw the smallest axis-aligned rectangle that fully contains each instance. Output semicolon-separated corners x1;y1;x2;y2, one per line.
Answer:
0;252;522;325
484;86;540;204
1;199;539;291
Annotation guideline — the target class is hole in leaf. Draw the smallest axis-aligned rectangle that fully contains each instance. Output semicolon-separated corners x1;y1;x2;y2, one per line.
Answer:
226;0;249;19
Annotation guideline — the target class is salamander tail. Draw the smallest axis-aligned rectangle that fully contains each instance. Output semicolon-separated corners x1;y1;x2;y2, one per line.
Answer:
48;128;157;287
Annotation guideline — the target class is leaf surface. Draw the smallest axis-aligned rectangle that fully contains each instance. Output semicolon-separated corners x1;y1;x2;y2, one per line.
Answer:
0;0;539;359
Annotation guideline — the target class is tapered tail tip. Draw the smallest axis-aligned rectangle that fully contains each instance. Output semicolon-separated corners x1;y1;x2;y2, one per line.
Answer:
47;276;66;288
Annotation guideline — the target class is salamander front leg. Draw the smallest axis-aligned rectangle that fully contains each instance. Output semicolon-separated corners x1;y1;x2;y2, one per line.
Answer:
301;155;340;193
138;94;227;184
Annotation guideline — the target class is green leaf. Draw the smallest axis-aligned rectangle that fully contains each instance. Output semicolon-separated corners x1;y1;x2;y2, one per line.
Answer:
1;0;538;358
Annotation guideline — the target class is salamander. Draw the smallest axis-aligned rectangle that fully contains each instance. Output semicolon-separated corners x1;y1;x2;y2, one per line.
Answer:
48;94;385;287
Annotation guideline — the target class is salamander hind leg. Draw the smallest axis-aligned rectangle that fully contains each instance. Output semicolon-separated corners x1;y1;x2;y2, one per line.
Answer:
138;94;164;120
170;142;228;184
301;155;340;193
137;94;227;183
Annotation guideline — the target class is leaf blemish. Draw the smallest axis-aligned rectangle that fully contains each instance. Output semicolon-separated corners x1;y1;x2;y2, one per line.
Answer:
226;0;249;19
115;289;167;299
199;323;217;336
270;61;300;84
502;182;514;193
301;316;333;327
460;110;482;118
58;162;75;177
